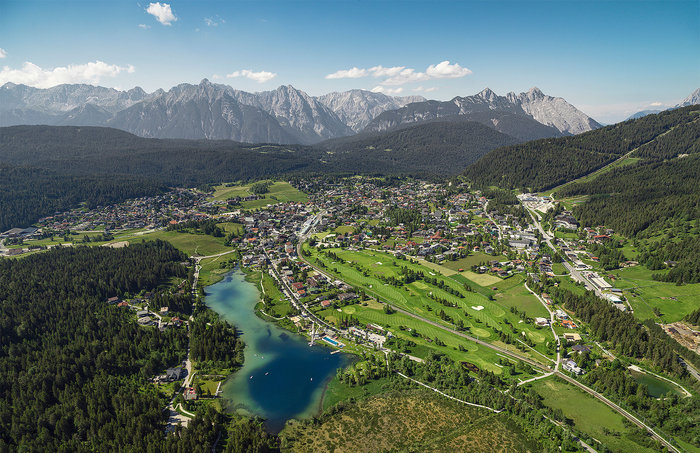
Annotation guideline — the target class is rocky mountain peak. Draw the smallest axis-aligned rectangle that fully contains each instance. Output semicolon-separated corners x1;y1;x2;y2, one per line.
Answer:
527;87;544;97
676;88;700;107
478;87;497;100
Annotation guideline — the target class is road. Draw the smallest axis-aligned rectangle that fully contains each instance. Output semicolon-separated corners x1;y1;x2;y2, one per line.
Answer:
518;205;679;452
523;206;601;296
483;200;502;241
680;358;700;383
296;213;680;452
524;283;561;372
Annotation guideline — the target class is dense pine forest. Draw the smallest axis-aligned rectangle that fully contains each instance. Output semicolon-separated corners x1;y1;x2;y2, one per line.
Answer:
0;164;166;231
318;119;519;174
555;288;700;372
0;241;277;452
0;120;518;230
464;105;699;191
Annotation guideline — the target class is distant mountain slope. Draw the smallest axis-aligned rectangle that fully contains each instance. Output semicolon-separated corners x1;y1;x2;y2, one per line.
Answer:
0;82;153;115
317;89;424;132
319;119;520;174
464;105;700;191
0;125;318;182
364;87;600;138
0;82;603;145
229;84;353;143
625;109;662;121
675;88;700;107
626;87;699;121
0;81;420;144
107;81;299;143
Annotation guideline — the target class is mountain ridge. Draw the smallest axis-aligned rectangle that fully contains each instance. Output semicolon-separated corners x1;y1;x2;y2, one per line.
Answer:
364;86;601;138
1;81;600;144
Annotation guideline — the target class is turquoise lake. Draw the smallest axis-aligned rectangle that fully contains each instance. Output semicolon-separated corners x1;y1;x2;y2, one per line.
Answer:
205;270;350;432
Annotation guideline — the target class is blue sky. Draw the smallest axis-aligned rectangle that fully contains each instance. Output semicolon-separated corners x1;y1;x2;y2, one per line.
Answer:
0;0;698;123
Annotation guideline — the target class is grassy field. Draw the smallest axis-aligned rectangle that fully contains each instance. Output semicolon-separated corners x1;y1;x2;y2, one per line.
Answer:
217;221;243;235
528;377;658;453
419;259;502;286
211;181;307;208
307;246;556;366
197;255;237;287
328;303;516;374
258;271;293;318
492;280;549;318
441;252;508;272
321;375;393;411
129;230;232;257
610;265;700;322
281;390;540;453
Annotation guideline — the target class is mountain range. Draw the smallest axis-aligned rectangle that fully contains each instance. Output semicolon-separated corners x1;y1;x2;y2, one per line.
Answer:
1;81;600;144
364;87;602;141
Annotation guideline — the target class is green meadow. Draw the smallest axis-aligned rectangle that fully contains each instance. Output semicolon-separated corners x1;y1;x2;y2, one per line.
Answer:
306;246;556;364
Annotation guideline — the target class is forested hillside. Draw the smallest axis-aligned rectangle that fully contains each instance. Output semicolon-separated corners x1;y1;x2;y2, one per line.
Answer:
319;119;519;174
464;106;700;191
0;242;194;450
0;164;166;232
0;122;517;230
553;112;700;282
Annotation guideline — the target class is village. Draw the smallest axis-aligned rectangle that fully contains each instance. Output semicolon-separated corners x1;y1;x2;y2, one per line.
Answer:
2;177;664;404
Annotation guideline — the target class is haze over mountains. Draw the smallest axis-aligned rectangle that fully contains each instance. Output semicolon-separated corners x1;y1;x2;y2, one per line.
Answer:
1;80;601;144
626;88;700;120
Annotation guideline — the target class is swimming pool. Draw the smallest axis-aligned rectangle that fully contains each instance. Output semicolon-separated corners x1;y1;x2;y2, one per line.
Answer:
323;336;343;347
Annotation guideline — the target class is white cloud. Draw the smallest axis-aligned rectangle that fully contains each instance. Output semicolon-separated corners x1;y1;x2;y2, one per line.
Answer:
413;86;438;93
326;60;471;86
138;23;150;29
226;69;277;83
382;68;428;85
649;101;663;107
146;2;177;26
0;48;7;58
368;65;405;77
0;61;135;89
425;61;472;78
384;61;472;85
371;85;404;95
326;67;369;79
204;16;225;27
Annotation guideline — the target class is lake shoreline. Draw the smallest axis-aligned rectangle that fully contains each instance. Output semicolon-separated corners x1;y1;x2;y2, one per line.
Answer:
205;267;351;432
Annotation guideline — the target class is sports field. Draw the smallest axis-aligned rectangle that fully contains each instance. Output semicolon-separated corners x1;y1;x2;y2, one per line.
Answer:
129;230;231;257
307;246;555;363
211;181;307;208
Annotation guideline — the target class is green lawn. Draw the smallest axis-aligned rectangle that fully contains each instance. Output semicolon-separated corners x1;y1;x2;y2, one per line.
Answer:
211;181;307;207
197;255;237;287
441;252;508;272
307;246;555;364
130;230;232;257
492;280;549;318
259;271;292;317
610;265;700;322
328;303;529;376
529;377;658;453
217;222;243;235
